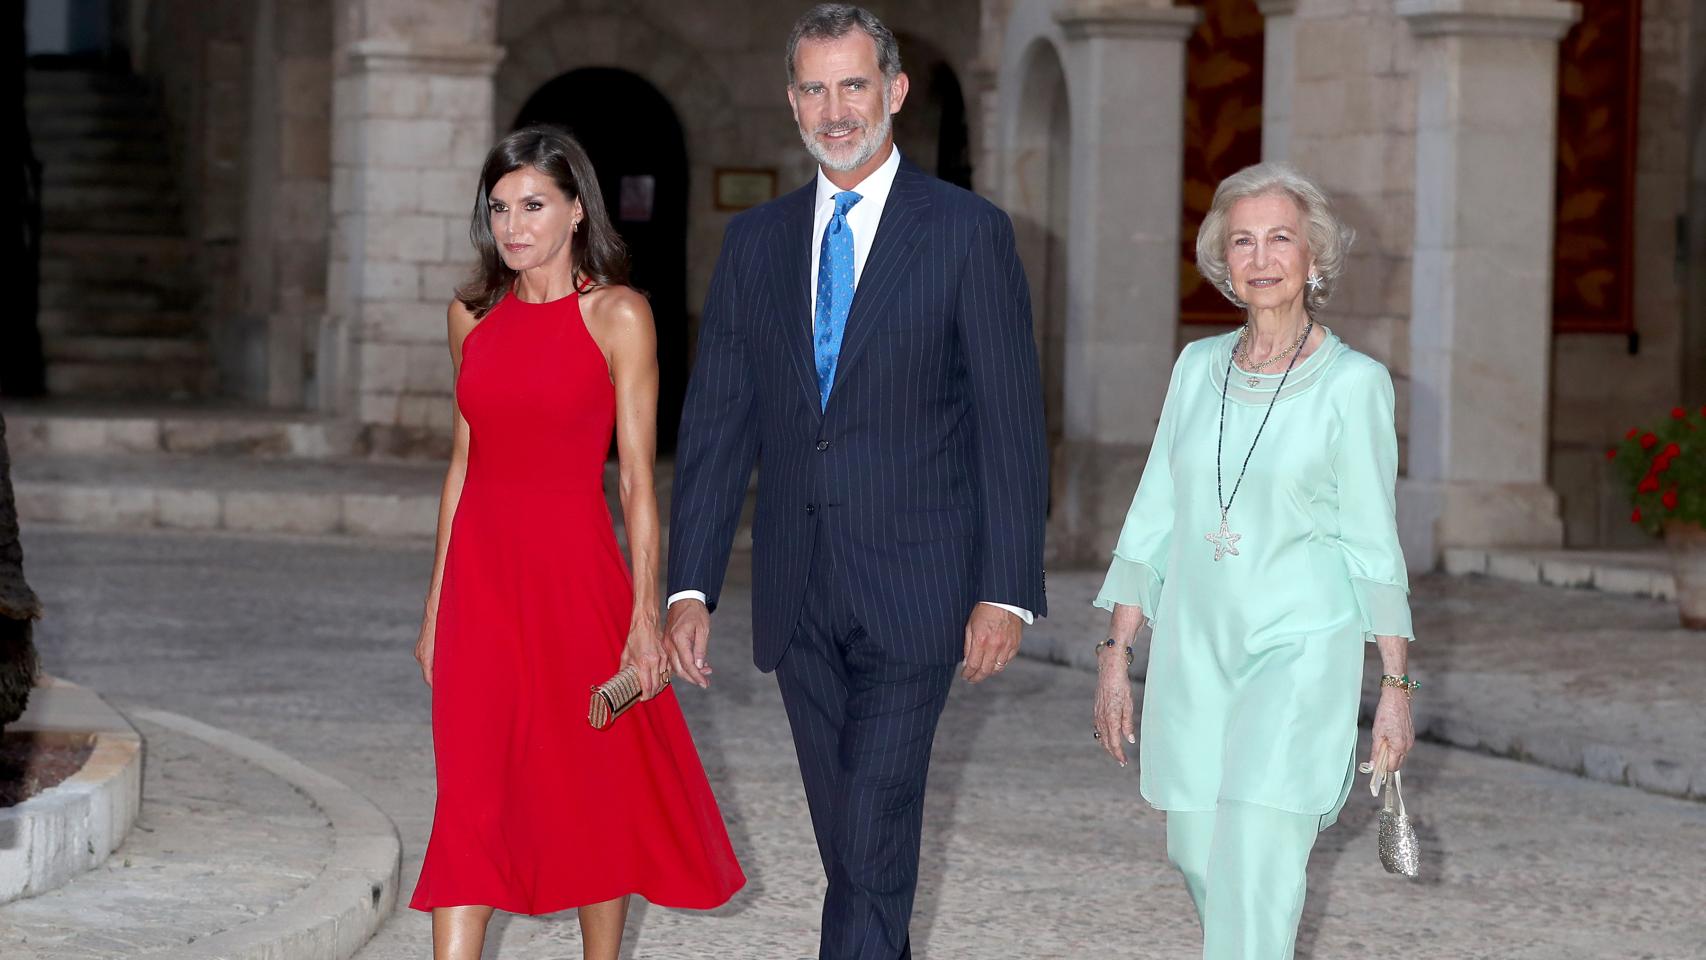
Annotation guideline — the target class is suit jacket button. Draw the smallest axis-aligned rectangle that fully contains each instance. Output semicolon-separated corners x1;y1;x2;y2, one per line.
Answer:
816;440;831;451
805;503;817;515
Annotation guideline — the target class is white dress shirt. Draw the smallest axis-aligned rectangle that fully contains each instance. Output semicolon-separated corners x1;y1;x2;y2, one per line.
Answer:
808;143;901;325
669;146;1033;625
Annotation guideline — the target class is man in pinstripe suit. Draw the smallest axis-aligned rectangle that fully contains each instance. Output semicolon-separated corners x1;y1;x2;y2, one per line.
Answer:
664;6;1047;958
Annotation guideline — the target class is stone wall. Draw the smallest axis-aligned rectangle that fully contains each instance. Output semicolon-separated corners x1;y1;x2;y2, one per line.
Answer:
120;0;1698;561
322;0;503;452
1550;0;1697;547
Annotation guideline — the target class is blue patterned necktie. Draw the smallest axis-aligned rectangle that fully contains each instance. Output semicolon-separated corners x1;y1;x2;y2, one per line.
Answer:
814;190;862;409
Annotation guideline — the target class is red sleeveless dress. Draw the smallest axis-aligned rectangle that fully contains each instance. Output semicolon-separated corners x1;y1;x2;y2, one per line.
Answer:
411;289;745;914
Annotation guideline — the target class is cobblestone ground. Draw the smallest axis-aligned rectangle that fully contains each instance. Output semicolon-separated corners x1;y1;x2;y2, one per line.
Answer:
19;526;1706;959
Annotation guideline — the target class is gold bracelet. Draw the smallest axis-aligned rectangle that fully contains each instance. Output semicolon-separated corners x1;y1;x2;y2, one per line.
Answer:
1380;673;1420;697
1095;638;1134;668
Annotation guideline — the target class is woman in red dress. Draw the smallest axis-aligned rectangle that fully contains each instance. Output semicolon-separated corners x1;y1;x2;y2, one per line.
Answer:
410;125;745;959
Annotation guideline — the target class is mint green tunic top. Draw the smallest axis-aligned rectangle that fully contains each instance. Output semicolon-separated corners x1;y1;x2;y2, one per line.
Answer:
1095;330;1413;817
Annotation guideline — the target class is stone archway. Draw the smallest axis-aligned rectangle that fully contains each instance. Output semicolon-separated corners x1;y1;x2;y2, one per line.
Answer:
493;12;741;149
494;2;744;414
996;0;1198;564
892;32;974;189
513;69;691;452
1007;39;1070;454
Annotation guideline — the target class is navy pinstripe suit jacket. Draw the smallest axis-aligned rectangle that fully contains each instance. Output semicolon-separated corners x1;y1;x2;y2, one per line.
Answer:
669;159;1048;671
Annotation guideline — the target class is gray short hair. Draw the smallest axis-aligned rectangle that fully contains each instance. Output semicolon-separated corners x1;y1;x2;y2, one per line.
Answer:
1195;162;1355;313
785;4;902;87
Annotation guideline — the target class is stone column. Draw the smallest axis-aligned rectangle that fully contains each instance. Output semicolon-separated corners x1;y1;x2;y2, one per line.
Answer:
1257;0;1299;162
324;0;502;454
1688;1;1706;407
968;58;1002;198
1395;0;1578;566
237;0;332;410
1048;2;1199;566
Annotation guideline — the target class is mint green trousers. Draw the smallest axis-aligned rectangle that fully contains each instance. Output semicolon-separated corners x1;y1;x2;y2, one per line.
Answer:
1165;799;1322;960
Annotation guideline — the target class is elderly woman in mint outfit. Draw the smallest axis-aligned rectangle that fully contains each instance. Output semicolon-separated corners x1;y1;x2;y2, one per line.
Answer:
1091;162;1418;959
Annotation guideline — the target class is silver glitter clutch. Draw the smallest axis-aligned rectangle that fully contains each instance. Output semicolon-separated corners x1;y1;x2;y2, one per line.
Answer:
1376;770;1420;877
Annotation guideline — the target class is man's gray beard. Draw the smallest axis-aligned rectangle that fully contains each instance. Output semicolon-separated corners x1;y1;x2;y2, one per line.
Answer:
801;103;893;173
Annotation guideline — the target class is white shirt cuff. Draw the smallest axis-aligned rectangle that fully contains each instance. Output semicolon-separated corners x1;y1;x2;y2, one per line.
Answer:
981;601;1034;625
668;590;708;607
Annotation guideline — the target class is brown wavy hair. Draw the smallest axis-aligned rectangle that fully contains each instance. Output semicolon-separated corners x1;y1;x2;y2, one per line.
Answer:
457;125;630;318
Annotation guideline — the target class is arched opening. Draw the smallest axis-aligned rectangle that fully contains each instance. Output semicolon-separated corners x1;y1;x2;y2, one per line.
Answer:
514;68;690;453
1009;41;1070;455
892;35;973;189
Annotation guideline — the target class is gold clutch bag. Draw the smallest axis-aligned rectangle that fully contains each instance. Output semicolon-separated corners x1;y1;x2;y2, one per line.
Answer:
588;665;666;730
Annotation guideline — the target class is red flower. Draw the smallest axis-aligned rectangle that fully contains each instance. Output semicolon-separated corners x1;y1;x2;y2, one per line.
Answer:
1641;433;1658;449
1605;447;1617;461
1673;407;1687;419
1662;489;1679;510
1662;443;1681;457
1626;428;1640;439
1631;508;1642;523
1638;475;1661;493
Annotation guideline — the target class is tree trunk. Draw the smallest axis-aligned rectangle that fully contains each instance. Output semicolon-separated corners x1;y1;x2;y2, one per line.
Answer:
0;414;41;729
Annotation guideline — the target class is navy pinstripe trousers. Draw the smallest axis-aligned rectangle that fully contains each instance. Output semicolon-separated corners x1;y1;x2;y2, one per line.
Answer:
775;532;955;960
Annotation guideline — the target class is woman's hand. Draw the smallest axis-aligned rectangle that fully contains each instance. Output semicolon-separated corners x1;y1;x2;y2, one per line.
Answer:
620;616;672;700
1092;647;1137;767
1369;686;1415;773
414;609;436;688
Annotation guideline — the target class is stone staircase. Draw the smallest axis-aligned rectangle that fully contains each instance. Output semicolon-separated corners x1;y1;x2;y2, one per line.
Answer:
2;403;755;547
27;68;213;399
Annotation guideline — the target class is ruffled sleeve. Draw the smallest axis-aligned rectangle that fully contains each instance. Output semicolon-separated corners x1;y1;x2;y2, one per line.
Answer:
1093;349;1190;623
1333;360;1414;641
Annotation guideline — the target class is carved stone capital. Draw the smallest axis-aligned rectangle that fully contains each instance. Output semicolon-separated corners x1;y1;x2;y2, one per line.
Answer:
1395;0;1580;40
1053;2;1199;43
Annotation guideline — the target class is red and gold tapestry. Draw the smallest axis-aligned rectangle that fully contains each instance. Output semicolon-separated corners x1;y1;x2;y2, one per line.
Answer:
1553;0;1641;334
1180;0;1265;326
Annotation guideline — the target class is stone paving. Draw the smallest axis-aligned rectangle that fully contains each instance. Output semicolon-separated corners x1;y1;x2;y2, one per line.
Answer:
16;525;1706;959
0;716;332;957
1033;569;1706;801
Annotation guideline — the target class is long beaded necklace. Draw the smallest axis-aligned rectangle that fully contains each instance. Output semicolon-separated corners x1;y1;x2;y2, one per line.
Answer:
1207;320;1314;561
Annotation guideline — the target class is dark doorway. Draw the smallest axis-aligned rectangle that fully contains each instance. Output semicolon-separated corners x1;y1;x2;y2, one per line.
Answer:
514;69;689;454
892;38;973;190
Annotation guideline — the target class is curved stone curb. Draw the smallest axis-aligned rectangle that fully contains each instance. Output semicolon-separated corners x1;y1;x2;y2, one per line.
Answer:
1017;628;1704;803
0;677;143;903
131;709;402;960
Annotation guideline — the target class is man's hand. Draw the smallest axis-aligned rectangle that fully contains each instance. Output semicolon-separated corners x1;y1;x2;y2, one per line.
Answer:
962;604;1022;682
664;598;714;688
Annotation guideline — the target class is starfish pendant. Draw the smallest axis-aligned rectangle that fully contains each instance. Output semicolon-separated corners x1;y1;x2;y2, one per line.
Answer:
1205;511;1242;561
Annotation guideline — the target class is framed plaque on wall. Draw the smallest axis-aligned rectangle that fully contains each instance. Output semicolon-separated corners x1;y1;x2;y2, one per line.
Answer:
714;169;778;211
